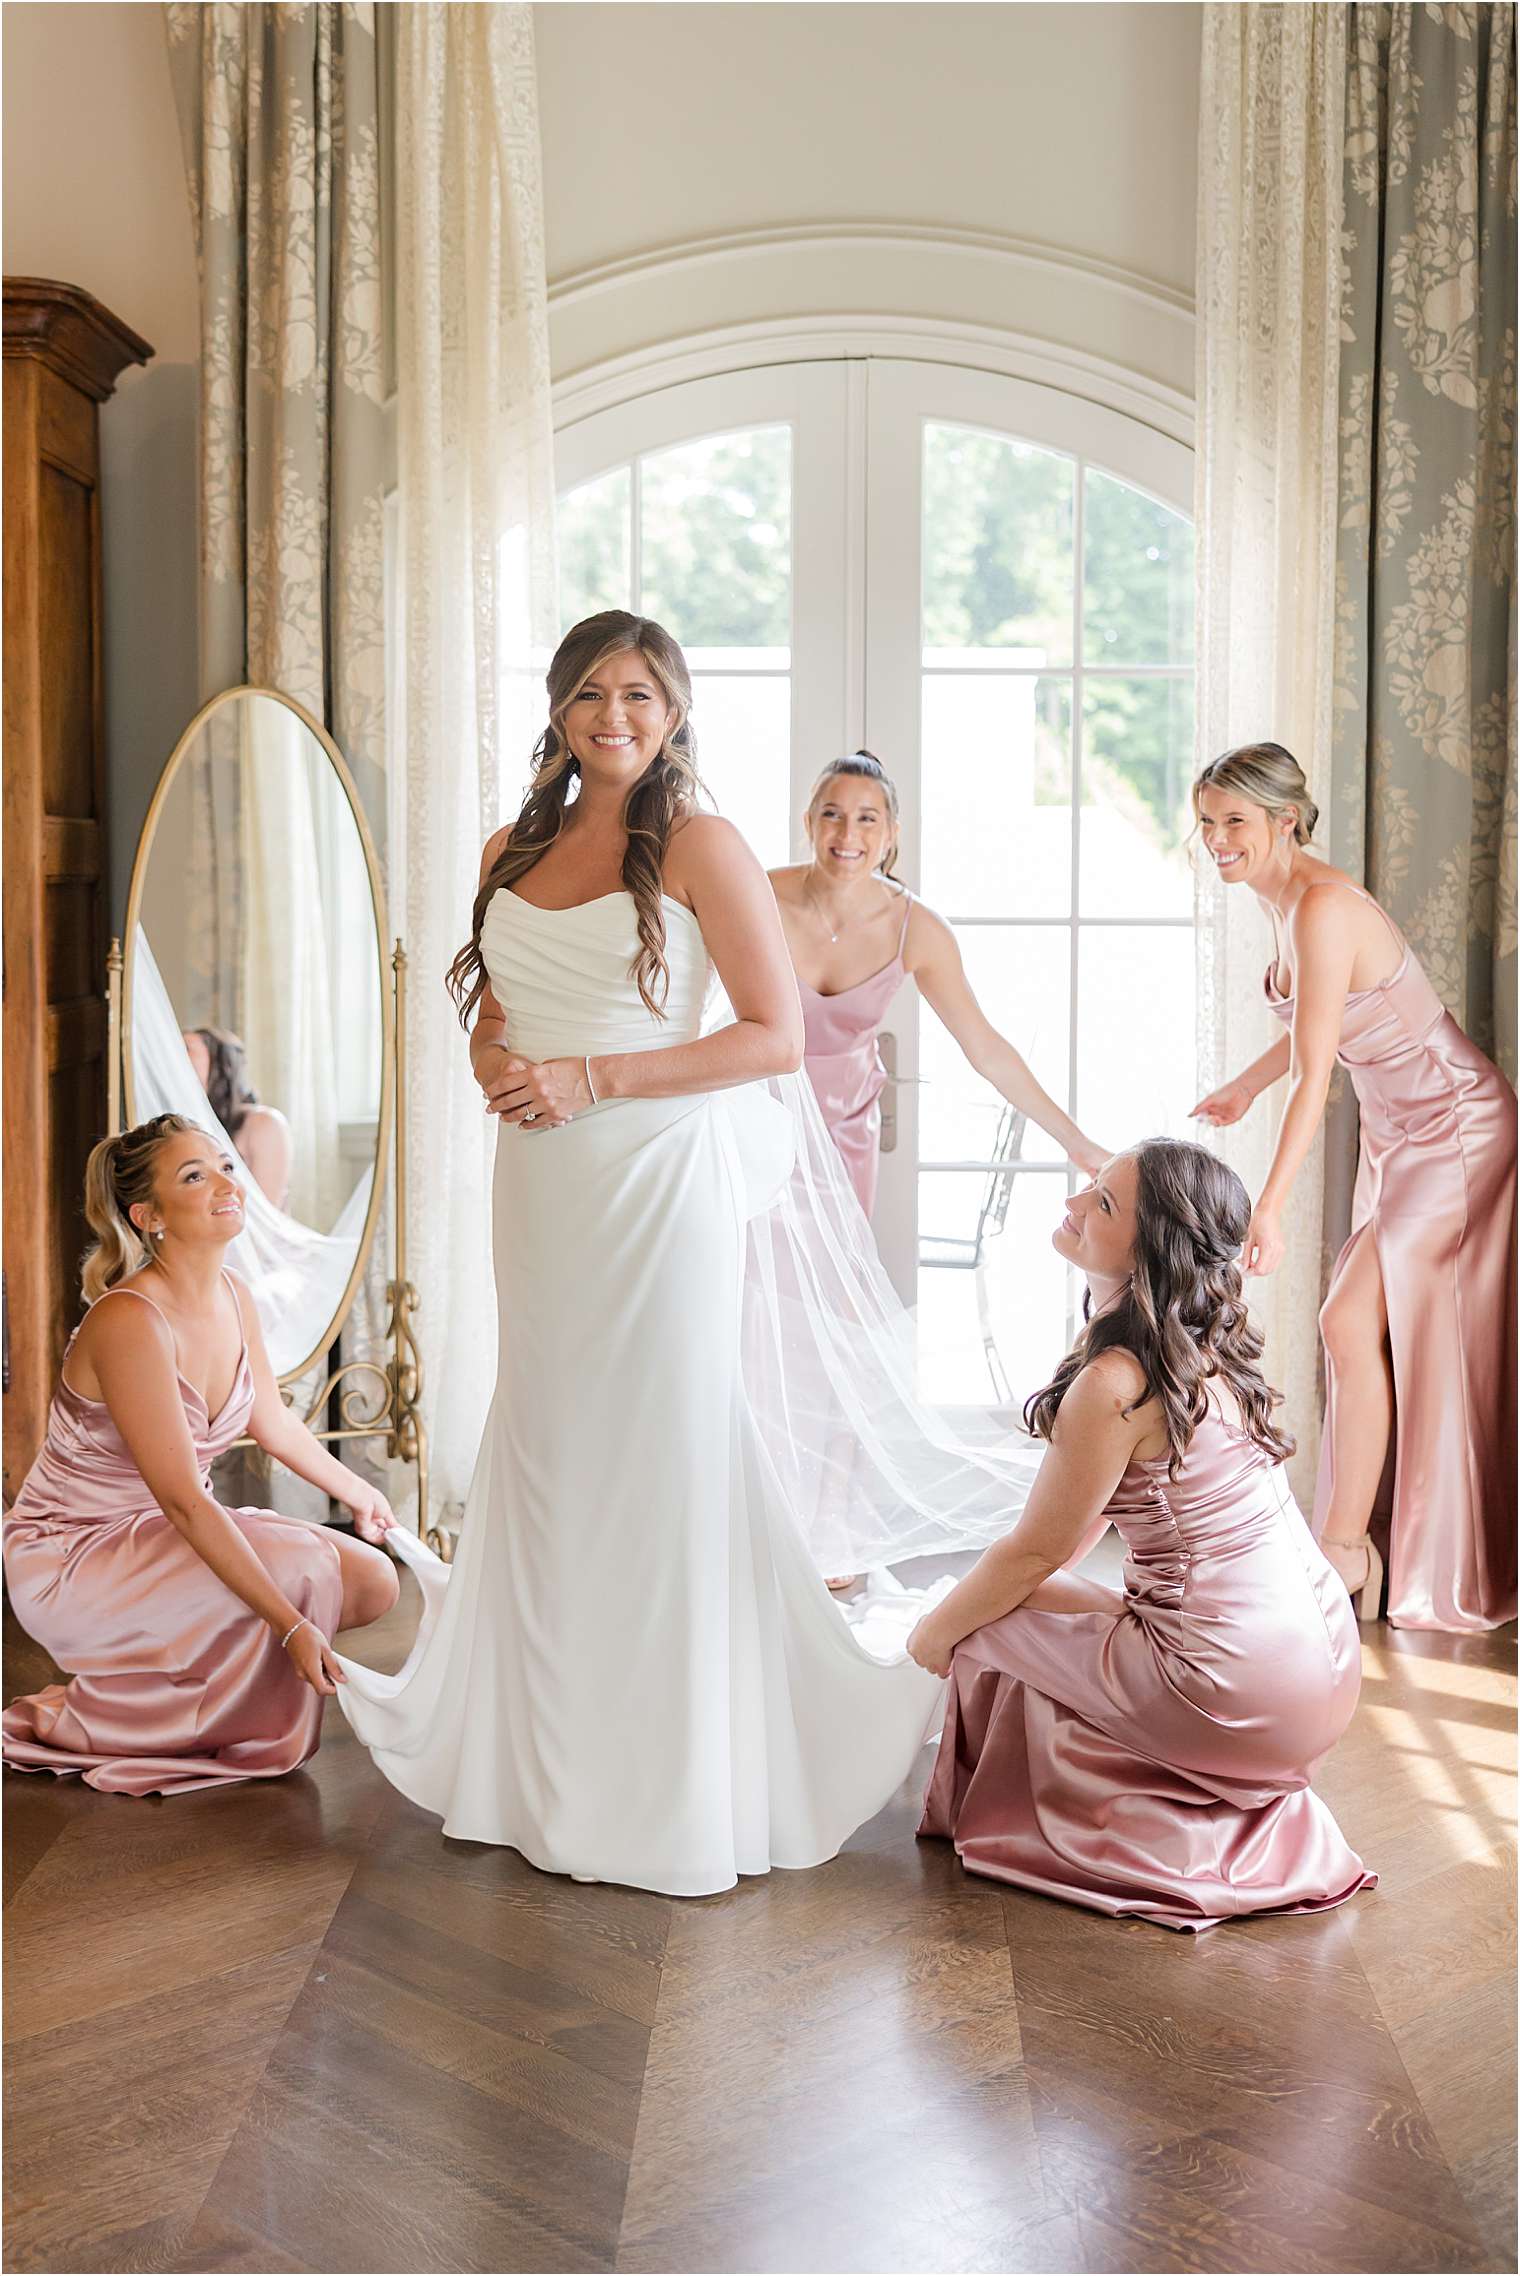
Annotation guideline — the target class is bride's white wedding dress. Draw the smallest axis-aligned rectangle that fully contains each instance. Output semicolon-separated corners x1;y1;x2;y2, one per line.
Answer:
338;888;950;1895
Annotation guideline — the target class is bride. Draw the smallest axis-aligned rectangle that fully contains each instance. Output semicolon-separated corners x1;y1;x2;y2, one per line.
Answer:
338;610;979;1895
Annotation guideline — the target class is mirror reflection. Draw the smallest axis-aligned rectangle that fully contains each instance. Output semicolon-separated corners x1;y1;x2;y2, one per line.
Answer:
127;690;385;1376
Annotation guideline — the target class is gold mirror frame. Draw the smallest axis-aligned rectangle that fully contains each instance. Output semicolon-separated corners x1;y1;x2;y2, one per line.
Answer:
108;685;434;1547
119;684;393;1379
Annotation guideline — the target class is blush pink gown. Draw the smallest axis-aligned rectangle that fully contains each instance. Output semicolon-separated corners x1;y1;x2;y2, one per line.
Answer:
799;891;912;1217
2;1285;345;1796
1265;890;1517;1631
919;1402;1375;1932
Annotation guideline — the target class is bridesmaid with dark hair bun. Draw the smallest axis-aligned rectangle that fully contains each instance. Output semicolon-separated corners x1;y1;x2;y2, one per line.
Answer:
1192;741;1516;1633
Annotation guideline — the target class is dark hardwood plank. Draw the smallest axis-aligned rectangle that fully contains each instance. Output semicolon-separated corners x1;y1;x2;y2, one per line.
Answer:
5;1585;1512;2276
3;1943;319;2272
1004;1872;1494;2272
187;1781;671;2275
616;1775;1050;2274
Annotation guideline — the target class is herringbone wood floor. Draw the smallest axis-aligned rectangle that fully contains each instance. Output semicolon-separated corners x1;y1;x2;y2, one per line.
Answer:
4;1573;1514;2276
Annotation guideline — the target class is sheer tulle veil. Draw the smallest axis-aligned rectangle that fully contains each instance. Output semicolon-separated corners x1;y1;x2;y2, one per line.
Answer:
129;932;371;1377
712;989;1043;1575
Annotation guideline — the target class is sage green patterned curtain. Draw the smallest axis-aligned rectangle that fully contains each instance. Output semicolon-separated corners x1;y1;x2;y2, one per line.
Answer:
163;2;387;838
1332;3;1517;1080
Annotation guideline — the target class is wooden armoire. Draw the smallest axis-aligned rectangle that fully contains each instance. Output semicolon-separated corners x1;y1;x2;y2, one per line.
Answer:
3;279;152;1498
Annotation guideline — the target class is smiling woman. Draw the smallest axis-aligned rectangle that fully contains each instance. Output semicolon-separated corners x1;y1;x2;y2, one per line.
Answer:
1191;742;1517;1633
911;1136;1376;1933
771;750;1107;1224
1;1116;399;1795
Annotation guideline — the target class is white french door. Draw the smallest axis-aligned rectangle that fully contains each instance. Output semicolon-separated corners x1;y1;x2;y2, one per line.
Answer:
553;359;1195;1409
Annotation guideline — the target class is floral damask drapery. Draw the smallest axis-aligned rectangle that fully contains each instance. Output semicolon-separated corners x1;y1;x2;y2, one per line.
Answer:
392;1;557;1516
1332;4;1516;1082
1196;3;1515;1492
164;3;387;779
166;2;391;1504
1195;4;1347;1499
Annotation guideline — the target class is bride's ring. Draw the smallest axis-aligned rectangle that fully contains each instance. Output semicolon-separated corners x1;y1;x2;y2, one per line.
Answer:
523;1110;538;1123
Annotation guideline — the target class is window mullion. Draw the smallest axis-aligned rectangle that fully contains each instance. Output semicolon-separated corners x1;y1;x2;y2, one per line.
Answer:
629;457;642;612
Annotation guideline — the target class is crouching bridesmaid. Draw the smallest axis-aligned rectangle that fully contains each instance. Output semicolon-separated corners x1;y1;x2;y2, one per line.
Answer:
910;1137;1375;1933
3;1114;399;1796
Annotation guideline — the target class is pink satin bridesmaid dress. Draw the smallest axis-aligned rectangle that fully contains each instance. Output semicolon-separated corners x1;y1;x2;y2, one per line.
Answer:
1265;887;1517;1631
919;1399;1375;1932
2;1284;345;1796
799;891;912;1217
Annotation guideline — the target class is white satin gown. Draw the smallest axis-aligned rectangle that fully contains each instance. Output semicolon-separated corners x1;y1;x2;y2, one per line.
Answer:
339;889;944;1895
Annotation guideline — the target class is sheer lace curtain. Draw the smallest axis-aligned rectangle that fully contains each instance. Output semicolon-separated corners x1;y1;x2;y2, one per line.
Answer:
1196;6;1347;1498
236;702;344;1230
392;2;557;1518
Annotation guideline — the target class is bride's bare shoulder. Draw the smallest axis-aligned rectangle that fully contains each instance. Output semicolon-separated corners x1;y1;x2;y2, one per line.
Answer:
479;824;513;883
666;812;761;885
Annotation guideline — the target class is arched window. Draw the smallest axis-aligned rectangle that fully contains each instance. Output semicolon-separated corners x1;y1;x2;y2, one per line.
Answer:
555;361;1195;1407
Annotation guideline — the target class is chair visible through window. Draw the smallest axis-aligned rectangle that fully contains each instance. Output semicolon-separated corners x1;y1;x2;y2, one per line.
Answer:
917;1105;1027;1403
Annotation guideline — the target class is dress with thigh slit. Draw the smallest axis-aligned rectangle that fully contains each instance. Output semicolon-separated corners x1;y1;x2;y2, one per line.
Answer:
918;1401;1375;1931
1265;888;1517;1631
2;1283;345;1795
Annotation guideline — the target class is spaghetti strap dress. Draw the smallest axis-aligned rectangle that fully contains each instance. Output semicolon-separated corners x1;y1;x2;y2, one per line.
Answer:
1264;884;1517;1631
799;890;913;1217
919;1400;1374;1932
2;1281;345;1795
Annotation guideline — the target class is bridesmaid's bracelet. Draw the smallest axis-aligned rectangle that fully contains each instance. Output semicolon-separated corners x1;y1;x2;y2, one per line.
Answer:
584;1055;599;1105
280;1616;311;1651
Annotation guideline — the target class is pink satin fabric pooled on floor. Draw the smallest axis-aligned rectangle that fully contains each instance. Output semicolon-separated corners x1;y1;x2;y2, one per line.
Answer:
919;1403;1375;1932
1266;912;1517;1631
3;1296;344;1796
799;893;912;1218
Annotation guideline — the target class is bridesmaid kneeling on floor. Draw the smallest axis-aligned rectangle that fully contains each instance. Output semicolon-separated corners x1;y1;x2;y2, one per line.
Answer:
909;1137;1375;1933
2;1115;398;1796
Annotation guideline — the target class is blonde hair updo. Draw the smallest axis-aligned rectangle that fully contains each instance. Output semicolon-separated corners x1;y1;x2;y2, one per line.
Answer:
81;1114;201;1304
1192;741;1320;845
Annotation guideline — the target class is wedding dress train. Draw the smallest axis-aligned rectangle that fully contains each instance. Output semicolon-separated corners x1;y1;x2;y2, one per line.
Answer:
339;889;993;1895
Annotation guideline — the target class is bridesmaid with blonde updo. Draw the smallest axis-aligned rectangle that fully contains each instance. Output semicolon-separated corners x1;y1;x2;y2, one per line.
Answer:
1192;742;1516;1632
3;1115;398;1794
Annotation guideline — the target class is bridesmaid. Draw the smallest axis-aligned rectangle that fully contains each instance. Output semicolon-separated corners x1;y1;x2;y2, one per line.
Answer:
769;751;1106;1216
3;1115;398;1795
1192;742;1516;1633
909;1137;1375;1933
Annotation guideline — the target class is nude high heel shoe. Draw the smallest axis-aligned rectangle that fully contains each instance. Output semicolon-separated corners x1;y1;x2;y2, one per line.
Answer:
1324;1534;1384;1624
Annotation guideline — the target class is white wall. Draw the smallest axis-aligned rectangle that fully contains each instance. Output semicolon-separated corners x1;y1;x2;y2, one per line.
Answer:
2;0;1200;924
535;2;1200;411
2;0;200;931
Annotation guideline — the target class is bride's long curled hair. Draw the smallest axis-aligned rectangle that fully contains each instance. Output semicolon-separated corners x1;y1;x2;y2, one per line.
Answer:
1024;1136;1295;1479
447;612;703;1026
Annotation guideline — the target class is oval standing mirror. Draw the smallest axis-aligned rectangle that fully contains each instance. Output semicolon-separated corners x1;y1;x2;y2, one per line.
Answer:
122;687;392;1381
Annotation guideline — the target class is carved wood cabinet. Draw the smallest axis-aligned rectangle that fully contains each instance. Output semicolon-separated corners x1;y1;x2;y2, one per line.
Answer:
3;279;152;1497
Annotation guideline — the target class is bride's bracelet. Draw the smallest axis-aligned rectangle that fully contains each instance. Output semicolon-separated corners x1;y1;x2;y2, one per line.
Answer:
280;1616;311;1651
584;1055;599;1105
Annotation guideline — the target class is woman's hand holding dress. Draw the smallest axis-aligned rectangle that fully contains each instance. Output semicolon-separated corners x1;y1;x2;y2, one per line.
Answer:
339;1481;395;1544
284;1622;347;1695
